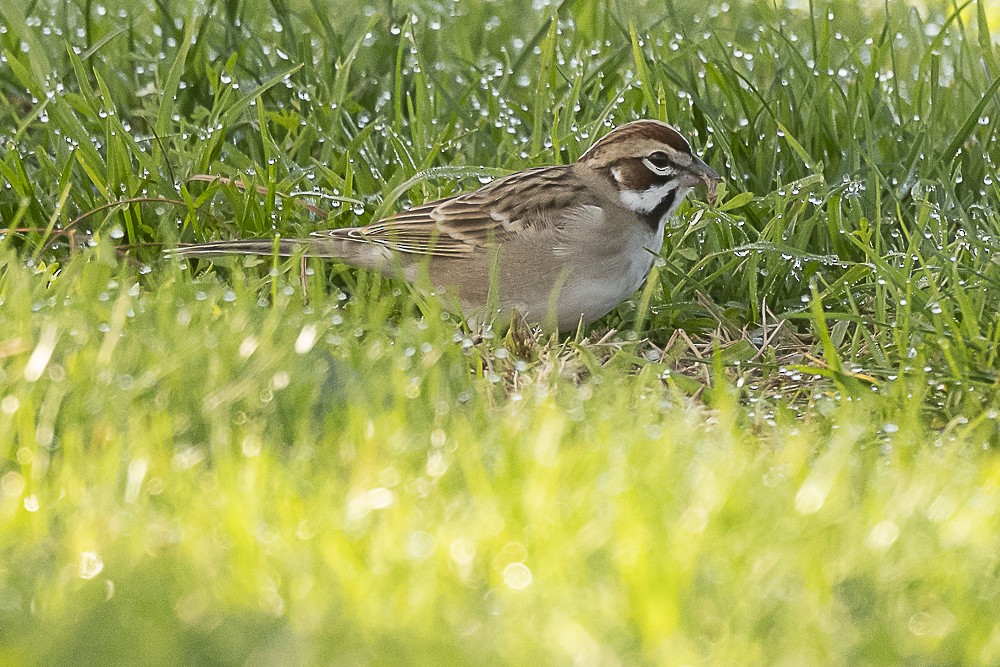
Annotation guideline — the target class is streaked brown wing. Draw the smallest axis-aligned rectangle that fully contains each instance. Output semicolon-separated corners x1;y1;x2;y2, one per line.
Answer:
309;165;592;258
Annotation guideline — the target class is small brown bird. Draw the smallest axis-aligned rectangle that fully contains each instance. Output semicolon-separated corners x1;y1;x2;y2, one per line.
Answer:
168;120;720;330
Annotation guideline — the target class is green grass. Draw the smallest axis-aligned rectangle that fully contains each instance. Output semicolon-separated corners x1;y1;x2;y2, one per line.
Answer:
3;0;1000;663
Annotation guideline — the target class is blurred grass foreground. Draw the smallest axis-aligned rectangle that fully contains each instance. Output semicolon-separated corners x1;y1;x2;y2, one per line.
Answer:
3;0;1000;664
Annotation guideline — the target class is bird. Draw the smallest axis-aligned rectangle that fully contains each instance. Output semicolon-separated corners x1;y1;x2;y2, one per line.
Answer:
167;119;720;331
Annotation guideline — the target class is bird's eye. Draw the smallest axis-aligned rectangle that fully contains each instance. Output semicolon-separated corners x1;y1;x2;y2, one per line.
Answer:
646;151;671;170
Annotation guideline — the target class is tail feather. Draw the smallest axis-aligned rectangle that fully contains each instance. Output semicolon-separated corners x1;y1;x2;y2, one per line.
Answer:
164;236;397;275
166;238;318;259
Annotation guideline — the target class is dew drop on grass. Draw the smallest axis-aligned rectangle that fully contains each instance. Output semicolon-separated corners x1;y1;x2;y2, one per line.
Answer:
794;481;826;514
449;538;475;567
407;531;435;560
1;396;20;414
502;562;532;590
24;493;41;512
79;551;104;579
270;371;289;391
866;520;899;551
239;336;258;358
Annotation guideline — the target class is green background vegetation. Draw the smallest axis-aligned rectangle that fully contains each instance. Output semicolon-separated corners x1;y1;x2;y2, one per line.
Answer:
2;0;1000;663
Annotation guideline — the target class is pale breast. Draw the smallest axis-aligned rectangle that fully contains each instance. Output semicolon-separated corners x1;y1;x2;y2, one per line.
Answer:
430;204;665;331
552;213;664;328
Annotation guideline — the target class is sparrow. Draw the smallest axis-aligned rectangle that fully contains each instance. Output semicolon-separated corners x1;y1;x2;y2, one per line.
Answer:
167;119;720;331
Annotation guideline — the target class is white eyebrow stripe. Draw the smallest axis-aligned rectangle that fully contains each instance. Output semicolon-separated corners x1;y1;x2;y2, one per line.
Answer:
619;181;680;214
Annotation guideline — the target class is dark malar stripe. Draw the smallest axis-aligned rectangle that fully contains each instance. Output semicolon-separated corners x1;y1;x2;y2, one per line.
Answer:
643;189;677;230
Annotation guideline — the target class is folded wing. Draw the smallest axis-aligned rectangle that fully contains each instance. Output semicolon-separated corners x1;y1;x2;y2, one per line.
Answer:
311;165;594;257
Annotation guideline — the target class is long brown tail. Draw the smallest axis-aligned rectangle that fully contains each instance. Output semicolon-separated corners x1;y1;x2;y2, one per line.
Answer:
164;235;396;275
166;238;318;259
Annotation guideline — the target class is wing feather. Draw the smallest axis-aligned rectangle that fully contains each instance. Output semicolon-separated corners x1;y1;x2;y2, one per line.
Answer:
309;165;595;258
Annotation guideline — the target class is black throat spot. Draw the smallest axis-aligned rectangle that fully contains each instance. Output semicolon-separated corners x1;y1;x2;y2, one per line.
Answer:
642;190;677;231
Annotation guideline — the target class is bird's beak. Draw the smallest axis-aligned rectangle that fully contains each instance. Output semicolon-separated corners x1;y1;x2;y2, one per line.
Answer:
690;155;721;184
688;155;721;206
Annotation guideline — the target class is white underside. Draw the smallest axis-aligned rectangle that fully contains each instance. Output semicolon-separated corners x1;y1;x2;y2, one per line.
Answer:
490;203;671;330
548;220;664;328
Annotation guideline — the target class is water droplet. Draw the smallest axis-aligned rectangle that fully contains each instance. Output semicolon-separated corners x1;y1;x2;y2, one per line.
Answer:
502;562;532;590
80;551;104;579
